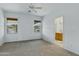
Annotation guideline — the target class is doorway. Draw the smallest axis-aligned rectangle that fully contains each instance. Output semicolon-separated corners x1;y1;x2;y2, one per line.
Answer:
54;16;64;47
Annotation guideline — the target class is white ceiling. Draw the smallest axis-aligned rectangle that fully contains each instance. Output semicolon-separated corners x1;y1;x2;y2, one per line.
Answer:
0;3;52;16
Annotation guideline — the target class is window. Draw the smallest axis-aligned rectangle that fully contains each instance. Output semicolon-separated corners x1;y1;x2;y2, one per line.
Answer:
7;18;18;34
34;20;41;32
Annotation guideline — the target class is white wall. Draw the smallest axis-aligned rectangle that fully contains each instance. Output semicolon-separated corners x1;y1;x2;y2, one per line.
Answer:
42;15;54;43
4;12;42;42
0;9;4;45
43;4;79;54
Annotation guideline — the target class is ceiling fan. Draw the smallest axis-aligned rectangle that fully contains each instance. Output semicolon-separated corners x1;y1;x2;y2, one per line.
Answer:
28;3;43;13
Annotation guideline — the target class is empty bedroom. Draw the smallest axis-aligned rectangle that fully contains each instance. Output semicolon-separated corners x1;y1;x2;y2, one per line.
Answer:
0;3;79;56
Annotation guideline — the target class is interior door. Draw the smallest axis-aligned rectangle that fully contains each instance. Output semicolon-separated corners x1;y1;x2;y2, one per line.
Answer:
55;16;63;41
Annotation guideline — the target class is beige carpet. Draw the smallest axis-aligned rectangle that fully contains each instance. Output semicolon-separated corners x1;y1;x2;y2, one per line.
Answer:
0;40;78;56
